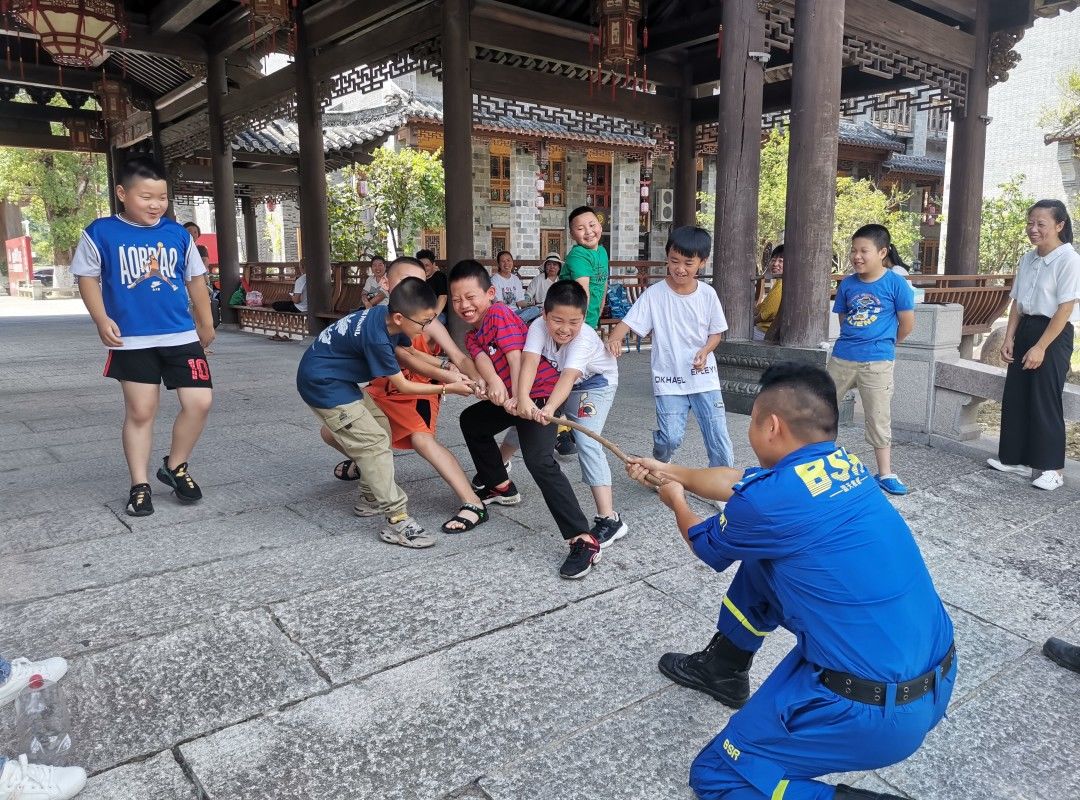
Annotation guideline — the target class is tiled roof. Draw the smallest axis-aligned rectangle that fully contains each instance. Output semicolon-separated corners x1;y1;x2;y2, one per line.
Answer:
883;153;946;177
1045;118;1080;145
232;93;655;156
838;120;905;153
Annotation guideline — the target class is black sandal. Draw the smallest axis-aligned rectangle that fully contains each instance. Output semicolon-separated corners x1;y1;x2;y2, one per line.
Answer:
441;502;488;534
333;459;361;481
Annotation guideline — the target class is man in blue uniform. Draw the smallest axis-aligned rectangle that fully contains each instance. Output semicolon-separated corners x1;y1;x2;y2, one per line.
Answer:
627;363;956;800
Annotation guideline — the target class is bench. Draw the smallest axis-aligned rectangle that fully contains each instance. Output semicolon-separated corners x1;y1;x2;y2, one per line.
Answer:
316;262;371;323
232;262;307;339
910;274;1014;336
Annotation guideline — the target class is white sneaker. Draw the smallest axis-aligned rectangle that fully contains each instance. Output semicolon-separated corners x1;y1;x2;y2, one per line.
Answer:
1032;471;1064;491
0;754;86;800
0;657;68;708
987;458;1029;476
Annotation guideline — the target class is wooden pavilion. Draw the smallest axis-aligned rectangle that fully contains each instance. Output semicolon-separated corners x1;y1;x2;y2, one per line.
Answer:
1;0;1078;343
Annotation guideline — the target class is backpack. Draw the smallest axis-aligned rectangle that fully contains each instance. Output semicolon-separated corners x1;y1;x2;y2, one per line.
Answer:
605;283;632;319
228;286;246;307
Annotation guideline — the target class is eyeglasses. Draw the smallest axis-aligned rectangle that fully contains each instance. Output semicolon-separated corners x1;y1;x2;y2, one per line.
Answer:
402;313;435;329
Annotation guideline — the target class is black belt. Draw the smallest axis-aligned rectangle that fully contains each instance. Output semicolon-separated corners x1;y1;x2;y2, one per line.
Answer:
819;644;955;706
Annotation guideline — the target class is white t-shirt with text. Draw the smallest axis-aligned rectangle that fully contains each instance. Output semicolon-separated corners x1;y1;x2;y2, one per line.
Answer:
491;273;527;307
620;279;727;395
524;318;618;390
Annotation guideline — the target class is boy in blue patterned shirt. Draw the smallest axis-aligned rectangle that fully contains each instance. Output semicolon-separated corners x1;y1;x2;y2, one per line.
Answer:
71;156;215;517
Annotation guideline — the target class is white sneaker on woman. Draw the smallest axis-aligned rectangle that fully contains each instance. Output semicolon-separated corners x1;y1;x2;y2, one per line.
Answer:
0;755;86;800
0;657;68;708
1032;471;1064;491
986;458;1029;476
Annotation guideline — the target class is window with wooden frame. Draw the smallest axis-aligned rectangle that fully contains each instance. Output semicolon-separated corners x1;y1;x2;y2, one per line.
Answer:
542;146;566;207
491;227;510;256
421;229;445;258
489;140;511;205
586;160;612;211
541;229;564;256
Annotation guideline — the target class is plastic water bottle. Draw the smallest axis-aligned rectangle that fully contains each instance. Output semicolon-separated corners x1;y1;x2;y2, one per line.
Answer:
14;674;74;766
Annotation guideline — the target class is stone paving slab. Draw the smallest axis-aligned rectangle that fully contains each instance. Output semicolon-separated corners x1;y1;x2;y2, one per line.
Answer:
0;504;130;557
80;751;198;800
1;610;323;773
180;585;705;800
0;445;57;472
2;508;331;605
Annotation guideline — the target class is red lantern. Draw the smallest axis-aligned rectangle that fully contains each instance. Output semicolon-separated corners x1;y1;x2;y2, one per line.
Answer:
6;0;124;68
244;0;292;28
266;198;277;212
597;0;641;70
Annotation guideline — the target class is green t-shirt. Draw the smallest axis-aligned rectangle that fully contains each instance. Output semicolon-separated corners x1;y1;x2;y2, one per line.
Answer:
560;244;609;328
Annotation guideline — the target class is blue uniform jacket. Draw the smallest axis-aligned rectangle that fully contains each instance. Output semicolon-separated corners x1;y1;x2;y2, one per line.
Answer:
687;441;953;684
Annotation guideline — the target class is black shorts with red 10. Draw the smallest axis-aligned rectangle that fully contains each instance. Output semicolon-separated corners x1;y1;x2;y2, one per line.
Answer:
104;341;213;389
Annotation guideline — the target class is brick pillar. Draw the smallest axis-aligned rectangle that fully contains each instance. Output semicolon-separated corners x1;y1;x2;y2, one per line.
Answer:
282;201;301;260
511;146;540;259
472;141;491;259
611;156;641;260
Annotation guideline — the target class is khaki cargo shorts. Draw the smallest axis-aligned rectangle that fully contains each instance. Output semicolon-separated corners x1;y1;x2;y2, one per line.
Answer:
827;356;894;449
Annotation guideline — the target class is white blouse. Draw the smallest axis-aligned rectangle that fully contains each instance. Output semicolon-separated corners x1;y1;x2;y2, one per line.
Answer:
1011;243;1080;323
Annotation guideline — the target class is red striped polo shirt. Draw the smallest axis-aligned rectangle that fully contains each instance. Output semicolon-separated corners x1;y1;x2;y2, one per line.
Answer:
466;302;559;398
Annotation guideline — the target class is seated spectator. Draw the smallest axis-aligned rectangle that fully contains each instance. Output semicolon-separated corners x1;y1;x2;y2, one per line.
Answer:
362;255;390;308
0;653;86;800
416;249;448;323
271;262;307;314
525;253;563;317
753;244;784;341
491;251;535;321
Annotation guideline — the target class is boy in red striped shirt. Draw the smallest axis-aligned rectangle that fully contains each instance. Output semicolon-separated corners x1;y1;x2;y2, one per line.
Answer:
451;259;601;578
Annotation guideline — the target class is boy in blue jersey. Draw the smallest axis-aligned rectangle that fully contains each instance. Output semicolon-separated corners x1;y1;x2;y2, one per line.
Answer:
828;224;916;496
627;364;955;800
297;277;473;549
71;156;215;518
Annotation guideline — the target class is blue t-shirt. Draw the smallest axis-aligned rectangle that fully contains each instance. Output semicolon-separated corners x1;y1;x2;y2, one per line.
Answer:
296;305;410;409
70;215;206;348
688;441;954;682
831;270;914;362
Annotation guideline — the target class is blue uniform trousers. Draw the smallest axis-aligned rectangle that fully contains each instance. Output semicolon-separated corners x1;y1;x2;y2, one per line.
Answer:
691;562;957;800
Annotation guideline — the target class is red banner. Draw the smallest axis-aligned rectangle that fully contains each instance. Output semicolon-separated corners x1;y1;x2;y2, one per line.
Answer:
5;236;33;285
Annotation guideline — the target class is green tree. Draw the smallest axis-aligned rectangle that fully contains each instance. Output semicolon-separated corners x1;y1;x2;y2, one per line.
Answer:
362;146;445;255
0;146;107;265
832;177;920;269
327;172;380;261
978;174;1034;273
1038;68;1080;135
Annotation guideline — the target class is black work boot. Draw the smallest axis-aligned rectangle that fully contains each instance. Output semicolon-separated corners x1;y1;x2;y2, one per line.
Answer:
1043;637;1080;674
657;632;753;708
834;784;909;800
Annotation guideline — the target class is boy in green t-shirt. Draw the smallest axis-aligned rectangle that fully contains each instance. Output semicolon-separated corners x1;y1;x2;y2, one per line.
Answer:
561;205;609;330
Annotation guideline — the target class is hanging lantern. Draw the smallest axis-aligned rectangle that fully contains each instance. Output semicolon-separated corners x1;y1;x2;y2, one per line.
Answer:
94;75;129;124
266;198;277;212
534;195;545;210
535;177;545;192
355;171;368;198
6;0;125;68
640;184;649;199
67;117;92;151
597;0;642;70
244;0;292;29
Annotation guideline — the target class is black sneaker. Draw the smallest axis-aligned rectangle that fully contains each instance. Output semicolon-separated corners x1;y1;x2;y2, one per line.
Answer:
156;457;203;503
478;480;522;506
555;429;577;456
560;535;601;579
470;460;511;491
591;514;628;549
125;483;154;517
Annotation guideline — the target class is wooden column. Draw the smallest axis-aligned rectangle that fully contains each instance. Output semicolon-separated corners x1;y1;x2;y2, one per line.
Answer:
241;196;259;261
714;1;767;341
443;0;473;340
295;11;332;334
777;0;845;347
944;0;991;276
105;146;118;215
206;51;240;326
674;62;697;228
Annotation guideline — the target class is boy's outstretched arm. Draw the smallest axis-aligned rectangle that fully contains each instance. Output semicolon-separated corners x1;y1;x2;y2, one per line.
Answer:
626;456;743;502
78;276;123;347
187;276;216;349
606;321;631;357
385;371;471;397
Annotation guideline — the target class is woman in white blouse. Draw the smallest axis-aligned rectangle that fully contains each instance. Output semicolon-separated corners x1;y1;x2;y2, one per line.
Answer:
988;199;1080;491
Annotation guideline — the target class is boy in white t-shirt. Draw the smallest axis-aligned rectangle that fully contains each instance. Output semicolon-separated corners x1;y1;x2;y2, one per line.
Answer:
517;280;627;550
607;226;735;474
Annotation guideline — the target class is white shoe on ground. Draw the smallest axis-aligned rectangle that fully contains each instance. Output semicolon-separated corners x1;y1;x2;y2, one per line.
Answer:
0;754;86;800
1032;471;1064;491
986;458;1029;476
0;657;68;708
